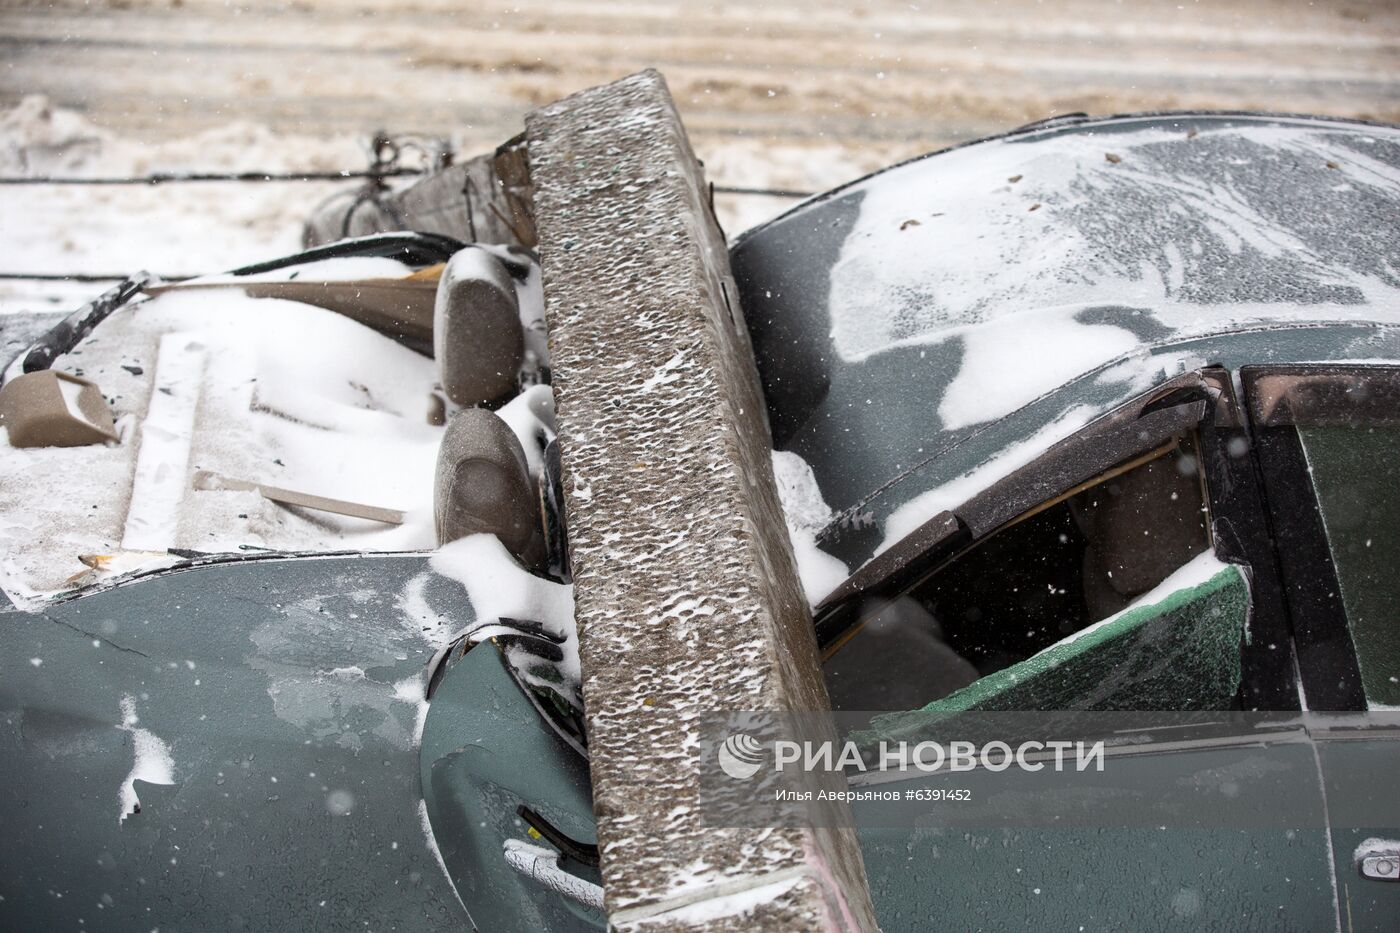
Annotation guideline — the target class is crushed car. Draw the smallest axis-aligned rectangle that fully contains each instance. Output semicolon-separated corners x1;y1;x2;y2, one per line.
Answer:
1;77;1398;931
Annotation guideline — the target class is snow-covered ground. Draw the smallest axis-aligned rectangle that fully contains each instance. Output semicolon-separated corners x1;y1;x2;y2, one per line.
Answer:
6;0;1397;150
0;92;881;320
0;95;369;271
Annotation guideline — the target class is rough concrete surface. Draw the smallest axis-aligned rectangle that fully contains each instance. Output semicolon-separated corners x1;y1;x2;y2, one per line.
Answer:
529;70;876;930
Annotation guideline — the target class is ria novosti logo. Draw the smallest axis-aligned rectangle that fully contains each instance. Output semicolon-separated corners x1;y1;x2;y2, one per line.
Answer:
717;733;765;779
714;725;1107;783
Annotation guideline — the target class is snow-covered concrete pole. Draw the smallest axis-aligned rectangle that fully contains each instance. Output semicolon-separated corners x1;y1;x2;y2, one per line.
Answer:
528;70;878;931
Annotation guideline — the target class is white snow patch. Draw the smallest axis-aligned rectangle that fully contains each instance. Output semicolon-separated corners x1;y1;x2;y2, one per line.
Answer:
640;873;804;926
937;306;1141;430
115;694;176;824
418;798;469;914
396;572;458;651
0;95;371;279
771;450;850;606
1095;349;1208;395
394;672;432;748
876;405;1097;557
506;247;551;372
120;333;206;551
1354;837;1400;860
324;665;367;681
494;383;557;479
771;450;835;533
431;534;579;688
638;350;689;394
1041;551;1235;655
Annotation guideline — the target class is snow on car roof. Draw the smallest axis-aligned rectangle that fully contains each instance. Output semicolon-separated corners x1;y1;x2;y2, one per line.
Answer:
733;113;1400;568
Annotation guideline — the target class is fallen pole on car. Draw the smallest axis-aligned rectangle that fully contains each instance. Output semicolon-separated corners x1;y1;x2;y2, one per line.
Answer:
528;70;878;931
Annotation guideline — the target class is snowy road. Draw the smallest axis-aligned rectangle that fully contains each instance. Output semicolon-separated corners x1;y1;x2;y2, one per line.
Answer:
3;0;1398;175
0;0;1397;279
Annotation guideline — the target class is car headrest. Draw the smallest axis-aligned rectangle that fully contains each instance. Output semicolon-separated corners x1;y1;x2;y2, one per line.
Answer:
434;407;542;567
433;248;525;409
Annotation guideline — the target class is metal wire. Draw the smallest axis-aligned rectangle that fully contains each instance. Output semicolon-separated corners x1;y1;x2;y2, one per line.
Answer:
715;185;811;198
0;171;811;197
0;271;173;282
0;169;426;185
0;164;811;281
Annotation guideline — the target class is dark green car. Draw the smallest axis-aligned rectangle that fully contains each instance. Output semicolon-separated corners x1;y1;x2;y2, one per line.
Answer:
2;110;1398;930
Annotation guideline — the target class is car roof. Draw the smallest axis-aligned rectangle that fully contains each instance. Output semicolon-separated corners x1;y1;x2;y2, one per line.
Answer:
730;112;1400;567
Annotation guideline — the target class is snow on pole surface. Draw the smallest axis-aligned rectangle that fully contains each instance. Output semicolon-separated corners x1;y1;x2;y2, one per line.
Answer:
528;70;876;931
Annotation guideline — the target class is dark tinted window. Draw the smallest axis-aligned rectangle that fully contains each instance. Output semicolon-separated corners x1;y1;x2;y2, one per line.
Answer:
824;436;1210;711
1298;424;1400;707
1246;367;1400;710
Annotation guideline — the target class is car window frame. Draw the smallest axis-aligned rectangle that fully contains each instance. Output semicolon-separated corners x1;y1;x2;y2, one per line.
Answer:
815;366;1304;712
1241;364;1400;712
815;370;1215;641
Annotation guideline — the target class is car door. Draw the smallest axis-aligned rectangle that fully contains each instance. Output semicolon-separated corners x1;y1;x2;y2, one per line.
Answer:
419;639;603;933
1243;365;1400;926
816;372;1343;930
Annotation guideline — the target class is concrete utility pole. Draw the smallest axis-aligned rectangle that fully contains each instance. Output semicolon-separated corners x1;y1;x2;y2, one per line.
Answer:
528;70;877;931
